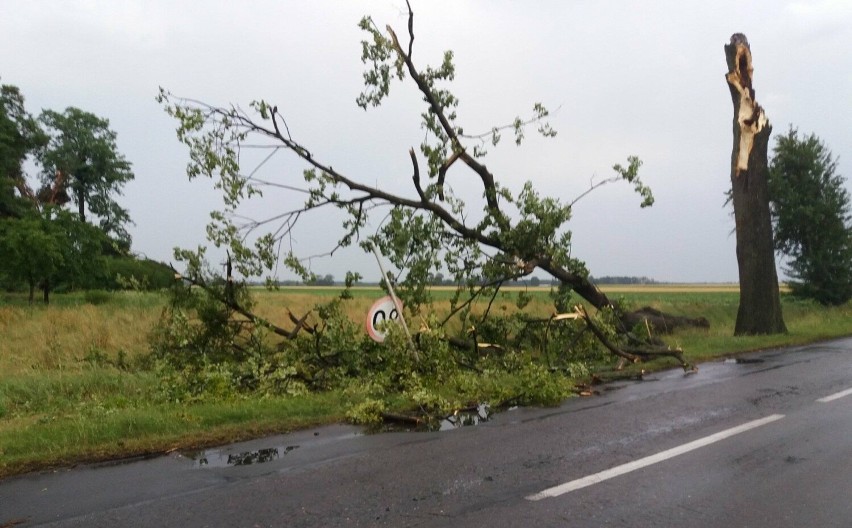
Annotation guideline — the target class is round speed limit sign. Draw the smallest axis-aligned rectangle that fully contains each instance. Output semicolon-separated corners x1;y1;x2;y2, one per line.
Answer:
366;295;402;343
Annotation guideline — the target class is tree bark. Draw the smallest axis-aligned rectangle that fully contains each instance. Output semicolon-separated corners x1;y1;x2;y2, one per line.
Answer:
724;34;786;335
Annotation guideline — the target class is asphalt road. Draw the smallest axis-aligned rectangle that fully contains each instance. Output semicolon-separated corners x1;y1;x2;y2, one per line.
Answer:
2;338;851;527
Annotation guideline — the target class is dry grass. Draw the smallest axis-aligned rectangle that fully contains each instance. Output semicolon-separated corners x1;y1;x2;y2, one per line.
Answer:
0;284;814;377
252;289;556;338
0;296;162;376
0;288;554;377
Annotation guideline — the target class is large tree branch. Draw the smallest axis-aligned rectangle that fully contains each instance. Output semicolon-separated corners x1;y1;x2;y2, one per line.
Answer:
163;90;618;316
576;306;692;370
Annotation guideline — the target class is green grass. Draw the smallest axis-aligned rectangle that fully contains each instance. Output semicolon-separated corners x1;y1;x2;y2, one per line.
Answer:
0;390;347;476
1;287;850;479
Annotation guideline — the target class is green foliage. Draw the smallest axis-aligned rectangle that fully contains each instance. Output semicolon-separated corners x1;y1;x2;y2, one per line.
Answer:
0;80;47;219
346;398;386;426
355;16;405;109
512;362;574;406
107;257;175;290
0;208;107;302
769;127;852;305
38;107;135;242
0;83;139;298
613;156;653;208
149;266;615;426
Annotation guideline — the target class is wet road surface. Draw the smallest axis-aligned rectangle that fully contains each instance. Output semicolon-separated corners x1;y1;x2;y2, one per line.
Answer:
2;338;851;527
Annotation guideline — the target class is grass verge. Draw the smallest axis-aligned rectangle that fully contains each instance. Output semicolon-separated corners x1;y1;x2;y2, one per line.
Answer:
1;288;850;479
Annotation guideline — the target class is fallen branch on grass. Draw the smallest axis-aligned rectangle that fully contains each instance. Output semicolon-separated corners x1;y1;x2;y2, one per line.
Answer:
574;306;695;372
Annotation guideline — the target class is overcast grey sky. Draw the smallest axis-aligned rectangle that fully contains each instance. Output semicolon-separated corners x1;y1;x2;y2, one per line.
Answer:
2;1;850;282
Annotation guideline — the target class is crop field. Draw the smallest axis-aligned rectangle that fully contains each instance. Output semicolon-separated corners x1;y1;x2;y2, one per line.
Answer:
0;286;850;478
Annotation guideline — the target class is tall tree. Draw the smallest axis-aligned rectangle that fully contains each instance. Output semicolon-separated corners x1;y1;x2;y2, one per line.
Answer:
724;33;787;335
0;81;46;218
769;128;852;305
38;107;134;242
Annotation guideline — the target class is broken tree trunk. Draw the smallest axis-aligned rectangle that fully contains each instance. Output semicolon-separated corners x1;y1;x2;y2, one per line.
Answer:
724;33;787;335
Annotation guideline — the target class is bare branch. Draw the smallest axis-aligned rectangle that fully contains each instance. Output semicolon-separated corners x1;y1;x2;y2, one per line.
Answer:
569;174;622;208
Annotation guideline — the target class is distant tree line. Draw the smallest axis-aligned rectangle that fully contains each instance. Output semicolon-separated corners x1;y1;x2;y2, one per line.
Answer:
589;276;658;285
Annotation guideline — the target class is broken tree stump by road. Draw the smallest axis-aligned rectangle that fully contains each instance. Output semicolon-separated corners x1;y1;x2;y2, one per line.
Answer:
724;33;787;335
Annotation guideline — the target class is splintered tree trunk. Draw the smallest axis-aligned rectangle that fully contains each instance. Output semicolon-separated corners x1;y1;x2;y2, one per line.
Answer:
724;34;786;335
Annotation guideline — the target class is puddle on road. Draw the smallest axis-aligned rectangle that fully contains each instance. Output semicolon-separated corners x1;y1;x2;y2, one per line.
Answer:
378;403;493;433
440;403;492;431
186;445;299;468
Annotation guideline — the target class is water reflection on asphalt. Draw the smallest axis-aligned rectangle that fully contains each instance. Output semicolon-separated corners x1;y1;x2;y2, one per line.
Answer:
186;445;299;468
440;403;492;430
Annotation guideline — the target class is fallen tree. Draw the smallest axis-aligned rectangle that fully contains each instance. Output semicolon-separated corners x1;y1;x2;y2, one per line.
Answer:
155;1;695;411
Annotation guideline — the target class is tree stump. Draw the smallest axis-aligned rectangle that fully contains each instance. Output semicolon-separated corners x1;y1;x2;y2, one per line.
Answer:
724;33;787;335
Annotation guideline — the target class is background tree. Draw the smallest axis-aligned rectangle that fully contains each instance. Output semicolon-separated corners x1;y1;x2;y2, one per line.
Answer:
0;208;105;303
0;83;160;297
769;128;852;305
0;213;63;302
315;274;336;286
0;81;46;218
724;33;787;335
38;107;134;243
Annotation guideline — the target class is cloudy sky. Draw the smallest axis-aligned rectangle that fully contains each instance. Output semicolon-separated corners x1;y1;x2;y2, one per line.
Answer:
2;0;850;282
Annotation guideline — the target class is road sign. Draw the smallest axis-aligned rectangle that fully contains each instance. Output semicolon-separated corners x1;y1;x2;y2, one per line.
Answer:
366;295;402;343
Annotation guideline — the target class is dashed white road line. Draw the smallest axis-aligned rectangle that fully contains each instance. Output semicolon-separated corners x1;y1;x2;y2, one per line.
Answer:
526;414;786;501
817;387;852;403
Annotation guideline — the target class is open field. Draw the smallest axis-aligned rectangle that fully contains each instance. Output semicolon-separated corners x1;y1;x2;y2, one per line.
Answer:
1;286;850;478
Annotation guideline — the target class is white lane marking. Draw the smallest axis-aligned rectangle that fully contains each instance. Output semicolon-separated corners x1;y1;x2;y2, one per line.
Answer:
526;414;785;501
817;387;852;403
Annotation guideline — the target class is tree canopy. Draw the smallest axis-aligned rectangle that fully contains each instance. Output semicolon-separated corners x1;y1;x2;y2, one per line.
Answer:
0;207;107;302
769;127;852;305
39;107;135;243
0;81;47;218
